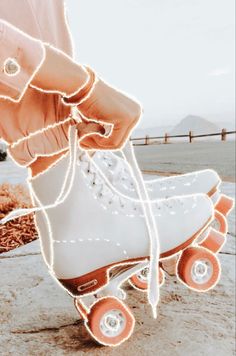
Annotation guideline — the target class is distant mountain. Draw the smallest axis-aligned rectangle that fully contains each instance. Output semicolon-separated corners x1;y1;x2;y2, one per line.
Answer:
170;115;220;135
132;115;222;139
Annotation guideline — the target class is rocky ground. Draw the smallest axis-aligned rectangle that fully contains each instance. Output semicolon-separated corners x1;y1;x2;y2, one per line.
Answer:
0;182;235;356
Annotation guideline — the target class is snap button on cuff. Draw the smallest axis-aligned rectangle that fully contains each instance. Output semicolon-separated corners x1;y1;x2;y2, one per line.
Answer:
4;58;20;76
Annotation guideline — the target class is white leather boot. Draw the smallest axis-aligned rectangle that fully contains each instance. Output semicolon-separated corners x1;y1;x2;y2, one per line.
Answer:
30;149;213;278
91;151;233;216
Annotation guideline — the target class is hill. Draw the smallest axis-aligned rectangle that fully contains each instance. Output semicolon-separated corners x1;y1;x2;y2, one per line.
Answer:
170;115;220;135
132;125;173;138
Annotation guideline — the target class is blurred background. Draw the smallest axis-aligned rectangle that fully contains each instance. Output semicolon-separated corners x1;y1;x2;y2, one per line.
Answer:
67;0;235;132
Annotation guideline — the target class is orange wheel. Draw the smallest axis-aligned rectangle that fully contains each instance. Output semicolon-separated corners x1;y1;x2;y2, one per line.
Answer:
177;247;220;291
87;297;134;346
211;211;227;235
200;228;226;253
129;266;164;291
215;195;234;216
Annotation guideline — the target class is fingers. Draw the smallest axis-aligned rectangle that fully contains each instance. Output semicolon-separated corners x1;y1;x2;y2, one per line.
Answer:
79;118;136;150
76;121;105;139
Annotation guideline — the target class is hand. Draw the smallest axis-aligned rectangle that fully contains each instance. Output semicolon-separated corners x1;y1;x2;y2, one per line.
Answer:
76;78;142;150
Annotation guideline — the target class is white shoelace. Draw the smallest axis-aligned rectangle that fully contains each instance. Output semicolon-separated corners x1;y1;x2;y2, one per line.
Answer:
101;153;136;190
121;142;160;318
0;127;160;318
102;152;199;191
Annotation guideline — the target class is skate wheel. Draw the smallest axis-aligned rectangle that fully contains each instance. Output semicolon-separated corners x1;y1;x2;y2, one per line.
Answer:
87;297;134;346
215;195;234;216
200;228;226;253
177;247;220;291
129;267;164;291
211;211;227;235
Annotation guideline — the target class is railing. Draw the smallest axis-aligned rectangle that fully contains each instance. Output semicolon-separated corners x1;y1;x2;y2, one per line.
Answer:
130;129;236;145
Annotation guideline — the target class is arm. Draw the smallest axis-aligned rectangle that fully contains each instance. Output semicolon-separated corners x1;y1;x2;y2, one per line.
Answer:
0;20;142;150
0;20;45;102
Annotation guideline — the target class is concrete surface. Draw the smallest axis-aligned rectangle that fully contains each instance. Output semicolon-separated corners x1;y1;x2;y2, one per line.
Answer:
134;141;236;181
0;183;235;355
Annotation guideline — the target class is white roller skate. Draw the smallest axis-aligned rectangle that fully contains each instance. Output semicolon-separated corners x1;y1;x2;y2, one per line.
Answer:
91;151;234;217
89;150;232;281
1;127;226;347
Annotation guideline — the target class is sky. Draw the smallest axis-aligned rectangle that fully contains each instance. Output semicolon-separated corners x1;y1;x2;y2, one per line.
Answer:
66;0;235;128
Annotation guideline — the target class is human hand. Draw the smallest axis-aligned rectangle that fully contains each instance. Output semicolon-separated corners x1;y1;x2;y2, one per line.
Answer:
70;77;142;150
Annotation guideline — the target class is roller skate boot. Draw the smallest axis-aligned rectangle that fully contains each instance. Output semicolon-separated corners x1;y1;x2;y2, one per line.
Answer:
91;150;233;279
91;151;234;217
29;132;220;346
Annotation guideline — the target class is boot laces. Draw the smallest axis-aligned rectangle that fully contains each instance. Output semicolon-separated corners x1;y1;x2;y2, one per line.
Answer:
101;153;136;190
79;152;195;215
79;152;138;212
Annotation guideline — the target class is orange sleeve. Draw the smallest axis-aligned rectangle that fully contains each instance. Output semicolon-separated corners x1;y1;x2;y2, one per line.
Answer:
0;20;45;103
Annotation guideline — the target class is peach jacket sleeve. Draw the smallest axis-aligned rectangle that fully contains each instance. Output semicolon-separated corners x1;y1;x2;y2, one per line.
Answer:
0;20;45;102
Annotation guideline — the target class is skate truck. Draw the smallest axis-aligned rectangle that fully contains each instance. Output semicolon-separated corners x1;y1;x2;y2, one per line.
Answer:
1;125;234;347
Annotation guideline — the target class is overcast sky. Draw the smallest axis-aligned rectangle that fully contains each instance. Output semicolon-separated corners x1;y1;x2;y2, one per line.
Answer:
66;0;235;128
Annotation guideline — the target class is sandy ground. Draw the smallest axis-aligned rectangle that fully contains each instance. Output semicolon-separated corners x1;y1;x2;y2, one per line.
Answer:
0;181;235;356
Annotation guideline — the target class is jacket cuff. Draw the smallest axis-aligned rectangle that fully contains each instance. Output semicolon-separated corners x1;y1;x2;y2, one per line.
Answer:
0;20;45;103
